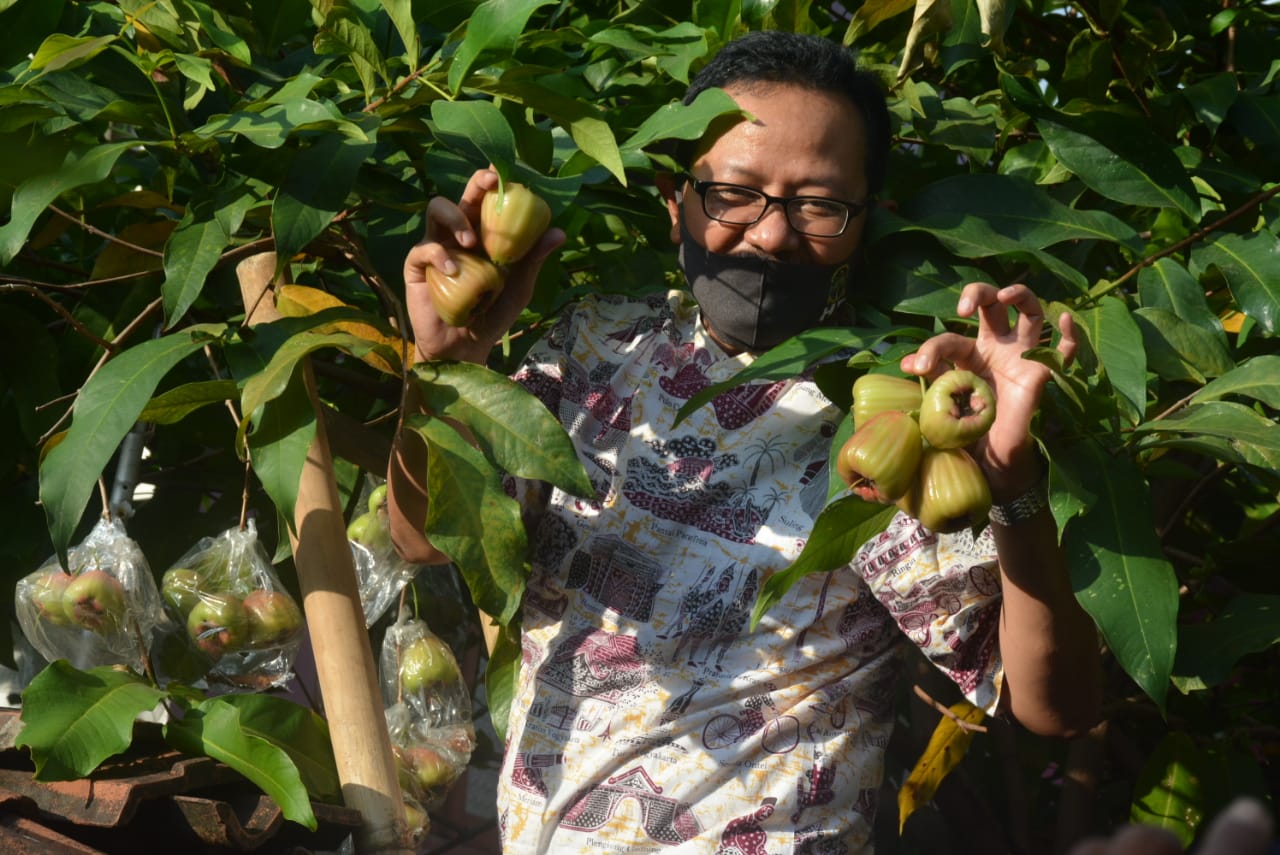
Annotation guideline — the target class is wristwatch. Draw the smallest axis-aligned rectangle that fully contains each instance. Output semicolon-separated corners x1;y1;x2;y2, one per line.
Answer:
988;476;1049;527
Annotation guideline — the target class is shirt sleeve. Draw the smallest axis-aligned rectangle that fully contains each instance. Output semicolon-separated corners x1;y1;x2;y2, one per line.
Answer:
850;511;1004;713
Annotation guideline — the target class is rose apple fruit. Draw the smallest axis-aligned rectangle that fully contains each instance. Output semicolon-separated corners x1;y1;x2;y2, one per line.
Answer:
896;446;992;533
161;567;203;618
480;182;552;266
367;483;388;513
399;635;459;692
851;373;923;429
27;569;76;627
424;249;505;327
187;593;249;659
242;589;304;648
62;570;127;633
402;745;456;792
835;411;923;503
348;510;391;553
917;369;996;449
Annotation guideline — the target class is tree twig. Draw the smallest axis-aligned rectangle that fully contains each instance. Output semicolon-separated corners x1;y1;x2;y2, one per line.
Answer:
913;684;989;733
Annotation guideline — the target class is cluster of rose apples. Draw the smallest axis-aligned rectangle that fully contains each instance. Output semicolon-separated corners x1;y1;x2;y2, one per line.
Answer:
423;182;551;326
836;370;997;533
348;481;421;627
159;522;304;673
380;615;475;831
15;517;163;674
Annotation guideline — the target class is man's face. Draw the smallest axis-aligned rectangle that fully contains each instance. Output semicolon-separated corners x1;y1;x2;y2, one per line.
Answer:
666;82;872;266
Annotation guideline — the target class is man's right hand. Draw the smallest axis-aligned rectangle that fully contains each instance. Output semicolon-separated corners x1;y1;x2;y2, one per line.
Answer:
405;167;564;365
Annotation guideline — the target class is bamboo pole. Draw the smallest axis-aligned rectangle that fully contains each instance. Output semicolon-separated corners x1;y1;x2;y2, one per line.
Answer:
237;252;413;855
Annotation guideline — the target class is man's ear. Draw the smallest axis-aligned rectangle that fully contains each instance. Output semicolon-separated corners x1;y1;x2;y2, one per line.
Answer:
655;171;682;245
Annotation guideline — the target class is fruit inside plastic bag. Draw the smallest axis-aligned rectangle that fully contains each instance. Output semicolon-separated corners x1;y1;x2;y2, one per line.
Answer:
15;516;163;674
380;612;475;811
157;518;305;690
348;476;420;627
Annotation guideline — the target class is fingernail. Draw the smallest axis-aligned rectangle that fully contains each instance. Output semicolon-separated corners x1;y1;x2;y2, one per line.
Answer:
957;297;973;314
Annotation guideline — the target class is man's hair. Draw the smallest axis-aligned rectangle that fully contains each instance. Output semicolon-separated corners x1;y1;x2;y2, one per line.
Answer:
680;30;891;197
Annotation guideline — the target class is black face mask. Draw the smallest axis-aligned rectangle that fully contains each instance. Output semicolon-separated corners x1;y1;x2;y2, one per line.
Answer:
678;218;850;353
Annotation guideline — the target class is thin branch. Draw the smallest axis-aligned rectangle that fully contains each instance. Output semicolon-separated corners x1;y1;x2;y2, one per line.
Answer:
1157;462;1228;539
50;205;164;258
913;684;989;733
1091;183;1280;300
1;283;116;351
36;297;164;445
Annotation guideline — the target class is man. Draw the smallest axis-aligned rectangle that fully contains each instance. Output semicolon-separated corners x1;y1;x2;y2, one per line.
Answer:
389;30;1100;853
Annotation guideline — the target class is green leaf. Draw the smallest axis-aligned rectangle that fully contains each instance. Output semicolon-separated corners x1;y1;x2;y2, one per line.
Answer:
1174;594;1280;689
26;33;116;78
1192;355;1280;410
139;379;239;424
673;326;905;427
39;328;219;563
898;173;1144;256
239;327;397;448
312;1;388;100
430;99;518;179
184;0;251;65
1076;296;1146;424
0;140;135;265
1137;258;1226;342
196;99;363;149
163;186;253;328
1192;231;1280;337
1129;732;1208;846
273;135;377;269
1001;75;1200;219
1133;307;1235;383
409;414;528;625
1134;401;1280;472
165;696;319;830
16;662;167;780
378;0;419;73
1058;440;1178;714
212;693;341;803
844;0;915;44
751;497;897;629
447;0;558;94
413;361;593;498
474;75;624;182
620;87;743;153
246;366;317;537
485;623;521;745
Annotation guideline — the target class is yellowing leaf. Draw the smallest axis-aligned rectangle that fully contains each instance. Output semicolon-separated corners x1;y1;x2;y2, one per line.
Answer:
274;284;404;375
898;700;985;833
90;220;173;279
1219;309;1245;333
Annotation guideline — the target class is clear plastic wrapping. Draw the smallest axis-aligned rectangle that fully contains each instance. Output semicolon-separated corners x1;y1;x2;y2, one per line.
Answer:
15;516;163;674
348;476;420;627
379;611;475;814
156;518;304;690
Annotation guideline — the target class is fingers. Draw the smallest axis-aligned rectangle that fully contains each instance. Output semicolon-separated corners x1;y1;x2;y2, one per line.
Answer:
1198;797;1275;855
899;332;976;379
1066;825;1184;855
1056;310;1078;369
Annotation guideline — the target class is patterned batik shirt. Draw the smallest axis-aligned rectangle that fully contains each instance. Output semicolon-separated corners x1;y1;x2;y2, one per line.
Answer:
496;290;1004;854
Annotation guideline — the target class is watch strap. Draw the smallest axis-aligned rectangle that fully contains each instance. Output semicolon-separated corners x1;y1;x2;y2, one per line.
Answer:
988;476;1049;526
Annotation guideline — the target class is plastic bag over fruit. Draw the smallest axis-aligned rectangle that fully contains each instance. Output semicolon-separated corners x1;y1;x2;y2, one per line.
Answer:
348;475;420;627
15;516;164;674
380;610;475;812
157;518;305;690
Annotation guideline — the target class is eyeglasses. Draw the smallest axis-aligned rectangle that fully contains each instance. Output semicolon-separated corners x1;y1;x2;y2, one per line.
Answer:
681;175;871;238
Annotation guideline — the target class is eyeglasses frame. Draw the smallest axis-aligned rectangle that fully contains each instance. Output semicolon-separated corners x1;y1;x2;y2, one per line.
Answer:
679;174;873;238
